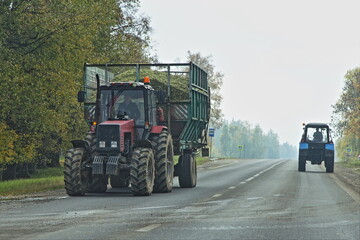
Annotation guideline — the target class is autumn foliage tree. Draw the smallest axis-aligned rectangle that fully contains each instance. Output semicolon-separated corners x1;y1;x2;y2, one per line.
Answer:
332;67;360;162
0;0;151;180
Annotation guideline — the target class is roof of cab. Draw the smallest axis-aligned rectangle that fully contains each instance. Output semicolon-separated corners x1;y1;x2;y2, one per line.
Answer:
306;123;329;128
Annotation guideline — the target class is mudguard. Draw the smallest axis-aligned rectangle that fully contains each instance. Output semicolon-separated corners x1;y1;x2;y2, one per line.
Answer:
151;126;167;134
71;140;90;151
132;139;154;151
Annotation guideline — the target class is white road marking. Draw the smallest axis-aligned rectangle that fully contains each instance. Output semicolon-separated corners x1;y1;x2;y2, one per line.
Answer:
212;194;222;198
245;177;254;182
136;224;162;232
247;197;263;200
228;186;236;189
134;205;177;210
241;160;287;184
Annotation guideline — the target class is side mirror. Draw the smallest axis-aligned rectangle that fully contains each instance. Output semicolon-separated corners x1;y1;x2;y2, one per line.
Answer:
77;91;86;103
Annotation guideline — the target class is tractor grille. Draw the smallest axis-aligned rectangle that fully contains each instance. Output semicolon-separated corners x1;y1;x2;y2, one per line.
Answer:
96;124;120;152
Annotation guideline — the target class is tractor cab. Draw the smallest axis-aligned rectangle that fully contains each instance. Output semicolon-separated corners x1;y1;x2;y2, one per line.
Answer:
94;81;161;155
301;124;332;144
298;123;334;173
97;82;158;139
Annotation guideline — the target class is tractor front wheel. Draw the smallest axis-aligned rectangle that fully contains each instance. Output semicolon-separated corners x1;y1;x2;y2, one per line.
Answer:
64;148;89;196
130;147;155;196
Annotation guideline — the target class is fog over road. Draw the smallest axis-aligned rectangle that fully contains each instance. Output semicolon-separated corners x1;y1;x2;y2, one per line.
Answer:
0;159;359;240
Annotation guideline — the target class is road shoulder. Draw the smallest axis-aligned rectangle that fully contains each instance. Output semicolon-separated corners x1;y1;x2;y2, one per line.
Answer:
332;163;360;203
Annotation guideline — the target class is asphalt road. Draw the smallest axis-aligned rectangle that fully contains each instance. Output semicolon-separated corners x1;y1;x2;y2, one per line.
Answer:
0;159;359;240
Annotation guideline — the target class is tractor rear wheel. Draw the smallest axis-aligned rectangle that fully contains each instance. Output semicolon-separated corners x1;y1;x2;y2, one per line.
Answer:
178;153;197;188
325;157;334;173
130;147;155;196
298;157;306;172
151;130;174;193
64;148;89;196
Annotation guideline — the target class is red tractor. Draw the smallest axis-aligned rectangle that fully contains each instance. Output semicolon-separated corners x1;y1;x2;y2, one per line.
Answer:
64;63;210;196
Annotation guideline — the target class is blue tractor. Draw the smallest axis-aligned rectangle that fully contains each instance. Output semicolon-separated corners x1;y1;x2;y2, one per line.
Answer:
298;123;334;173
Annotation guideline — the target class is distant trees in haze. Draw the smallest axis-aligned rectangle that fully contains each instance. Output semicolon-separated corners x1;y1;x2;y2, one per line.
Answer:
213;120;297;159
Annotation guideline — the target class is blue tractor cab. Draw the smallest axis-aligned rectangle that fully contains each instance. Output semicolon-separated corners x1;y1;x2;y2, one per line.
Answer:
298;123;334;173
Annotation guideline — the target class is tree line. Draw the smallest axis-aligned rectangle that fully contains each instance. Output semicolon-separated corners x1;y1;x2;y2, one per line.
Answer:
0;0;151;180
332;67;360;162
212;120;297;159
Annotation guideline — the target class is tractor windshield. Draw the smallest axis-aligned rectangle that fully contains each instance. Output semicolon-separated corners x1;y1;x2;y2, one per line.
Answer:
99;89;144;125
306;127;329;143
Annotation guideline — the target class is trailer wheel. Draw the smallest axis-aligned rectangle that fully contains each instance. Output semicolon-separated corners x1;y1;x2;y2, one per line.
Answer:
298;157;306;172
84;133;108;193
151;130;174;193
64;148;89;196
325;157;334;173
178;153;197;188
130;147;155;196
110;175;129;188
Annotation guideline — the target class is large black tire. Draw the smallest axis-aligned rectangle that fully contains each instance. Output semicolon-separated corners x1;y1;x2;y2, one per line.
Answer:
325;157;334;173
298;157;306;172
130;147;155;196
64;148;89;196
110;175;130;188
85;133;108;193
151;130;174;193
178;153;197;188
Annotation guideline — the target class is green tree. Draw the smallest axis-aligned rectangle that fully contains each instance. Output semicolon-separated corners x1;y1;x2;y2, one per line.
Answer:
332;67;360;162
0;0;152;178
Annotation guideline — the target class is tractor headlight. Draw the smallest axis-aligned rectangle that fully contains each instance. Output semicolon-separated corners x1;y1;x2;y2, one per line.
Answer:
99;141;106;148
111;141;117;148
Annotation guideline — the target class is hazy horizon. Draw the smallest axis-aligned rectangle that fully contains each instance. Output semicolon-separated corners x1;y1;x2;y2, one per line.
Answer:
140;0;360;146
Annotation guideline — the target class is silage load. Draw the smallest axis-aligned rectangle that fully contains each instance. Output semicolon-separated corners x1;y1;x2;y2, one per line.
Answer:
113;69;189;101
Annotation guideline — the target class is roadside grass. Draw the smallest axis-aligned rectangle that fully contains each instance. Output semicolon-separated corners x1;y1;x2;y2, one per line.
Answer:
0;156;210;197
173;155;210;165
0;167;64;196
338;160;360;173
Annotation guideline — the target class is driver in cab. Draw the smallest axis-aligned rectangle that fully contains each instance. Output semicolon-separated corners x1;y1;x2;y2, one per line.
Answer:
117;94;140;120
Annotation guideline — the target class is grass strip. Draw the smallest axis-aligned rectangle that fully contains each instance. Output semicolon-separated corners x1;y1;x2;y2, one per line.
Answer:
0;176;64;196
0;157;210;197
338;161;360;173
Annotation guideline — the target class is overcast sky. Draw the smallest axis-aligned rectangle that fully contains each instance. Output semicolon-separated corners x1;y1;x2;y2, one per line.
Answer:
140;0;360;146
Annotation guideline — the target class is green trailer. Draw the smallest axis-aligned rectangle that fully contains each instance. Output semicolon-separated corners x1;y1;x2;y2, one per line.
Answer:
64;63;210;196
